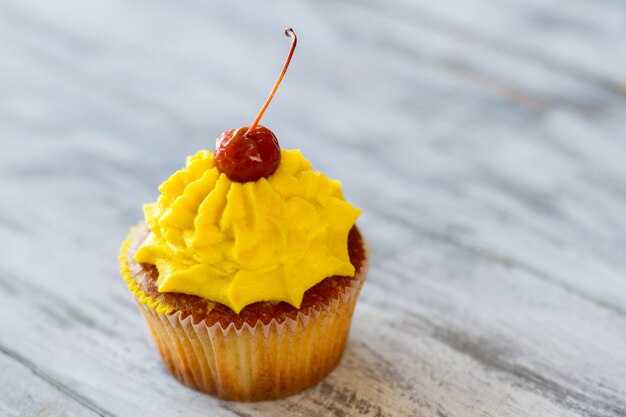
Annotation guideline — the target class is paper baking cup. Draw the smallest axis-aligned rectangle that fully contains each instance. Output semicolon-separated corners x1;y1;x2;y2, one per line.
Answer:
121;231;368;401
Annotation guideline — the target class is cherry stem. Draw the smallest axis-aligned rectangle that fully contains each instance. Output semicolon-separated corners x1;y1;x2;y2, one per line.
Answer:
247;28;297;135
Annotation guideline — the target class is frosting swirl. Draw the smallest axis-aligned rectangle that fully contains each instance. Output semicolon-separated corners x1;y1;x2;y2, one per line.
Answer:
134;149;361;313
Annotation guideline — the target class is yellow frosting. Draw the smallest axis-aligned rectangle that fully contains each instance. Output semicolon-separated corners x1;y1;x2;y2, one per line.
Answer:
134;149;361;313
120;228;174;315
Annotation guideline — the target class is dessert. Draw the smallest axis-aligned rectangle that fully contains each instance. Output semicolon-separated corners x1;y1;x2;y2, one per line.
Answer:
119;28;368;401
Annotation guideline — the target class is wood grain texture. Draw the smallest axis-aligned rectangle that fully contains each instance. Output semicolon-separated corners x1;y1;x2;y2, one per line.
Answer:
0;352;103;417
1;0;625;416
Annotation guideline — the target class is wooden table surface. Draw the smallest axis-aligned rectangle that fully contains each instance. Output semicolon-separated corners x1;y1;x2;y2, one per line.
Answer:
2;0;626;416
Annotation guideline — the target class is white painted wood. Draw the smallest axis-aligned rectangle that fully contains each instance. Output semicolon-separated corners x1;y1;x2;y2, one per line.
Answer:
0;353;101;417
341;0;626;90
1;0;625;415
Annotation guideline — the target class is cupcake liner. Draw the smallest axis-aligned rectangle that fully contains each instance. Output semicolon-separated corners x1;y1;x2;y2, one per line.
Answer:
121;229;368;401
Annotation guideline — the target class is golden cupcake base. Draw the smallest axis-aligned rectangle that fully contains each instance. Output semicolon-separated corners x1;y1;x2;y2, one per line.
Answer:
121;228;368;401
138;272;363;401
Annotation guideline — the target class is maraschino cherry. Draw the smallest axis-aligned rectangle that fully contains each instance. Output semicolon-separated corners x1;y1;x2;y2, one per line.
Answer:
215;28;297;183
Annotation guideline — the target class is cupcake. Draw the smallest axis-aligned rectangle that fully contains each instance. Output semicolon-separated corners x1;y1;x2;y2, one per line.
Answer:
119;29;368;401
